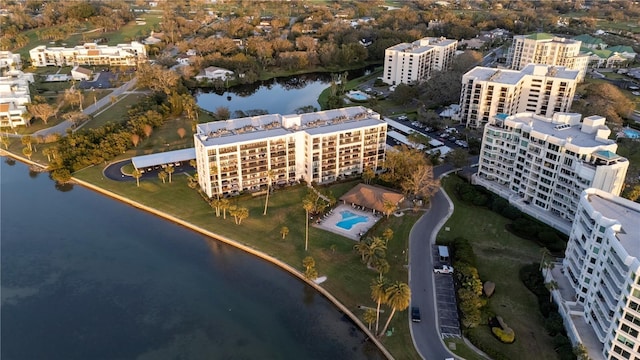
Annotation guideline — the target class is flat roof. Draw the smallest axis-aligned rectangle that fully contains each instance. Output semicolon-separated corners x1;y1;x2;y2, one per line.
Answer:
387;130;425;150
505;114;614;148
588;194;640;259
464;64;579;85
131;148;196;169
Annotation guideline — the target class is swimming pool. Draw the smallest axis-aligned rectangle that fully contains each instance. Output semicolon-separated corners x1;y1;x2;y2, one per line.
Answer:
347;91;370;102
623;128;640;139
336;210;369;230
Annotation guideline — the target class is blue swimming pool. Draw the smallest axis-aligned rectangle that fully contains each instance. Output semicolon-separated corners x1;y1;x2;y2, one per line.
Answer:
336;210;369;230
347;91;370;102
623;128;640;139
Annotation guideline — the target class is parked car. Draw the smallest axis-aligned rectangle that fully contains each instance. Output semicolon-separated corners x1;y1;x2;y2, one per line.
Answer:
434;264;454;274
411;307;421;322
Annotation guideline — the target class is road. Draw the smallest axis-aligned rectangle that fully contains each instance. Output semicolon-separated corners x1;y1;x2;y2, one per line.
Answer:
32;77;138;138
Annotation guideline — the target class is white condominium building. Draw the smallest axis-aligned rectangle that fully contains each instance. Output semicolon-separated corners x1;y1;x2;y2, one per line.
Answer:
29;42;147;67
562;188;640;360
0;51;22;72
194;106;387;198
506;33;589;82
459;64;578;128
0;71;34;129
473;112;628;234
382;37;458;85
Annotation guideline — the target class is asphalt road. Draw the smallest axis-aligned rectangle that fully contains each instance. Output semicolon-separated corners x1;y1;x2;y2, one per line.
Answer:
409;188;456;360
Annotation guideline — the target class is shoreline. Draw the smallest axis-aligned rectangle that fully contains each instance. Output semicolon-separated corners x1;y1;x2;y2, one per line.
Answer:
0;150;394;360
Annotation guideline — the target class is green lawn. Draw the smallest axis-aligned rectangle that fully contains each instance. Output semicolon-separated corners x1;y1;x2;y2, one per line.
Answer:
85;93;147;130
438;176;558;360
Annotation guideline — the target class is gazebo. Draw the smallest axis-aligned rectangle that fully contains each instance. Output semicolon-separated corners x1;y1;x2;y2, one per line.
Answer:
339;184;404;214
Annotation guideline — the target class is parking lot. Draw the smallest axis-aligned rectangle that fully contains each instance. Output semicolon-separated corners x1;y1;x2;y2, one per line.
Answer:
432;245;461;337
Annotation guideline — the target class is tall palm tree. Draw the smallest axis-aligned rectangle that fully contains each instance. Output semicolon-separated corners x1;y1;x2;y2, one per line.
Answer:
209;197;221;217
373;257;390;281
280;226;289;240
166;164;175;183
21;135;33;151
382;200;398;219
42;147;52;162
158;170;167;184
236;207;249;224
379;281;411;337
364;308;377;331
539;247;551;271
220;198;230;219
22;146;32;160
302;256;315;272
132;168;142;187
228;205;238;223
365;237;387;268
546;280;559;303
263;169;275;215
382;228;394;244
1;136;10;150
354;241;369;262
303;198;314;251
371;278;387;334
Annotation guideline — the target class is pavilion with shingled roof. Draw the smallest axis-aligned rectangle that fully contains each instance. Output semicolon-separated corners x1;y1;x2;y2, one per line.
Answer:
339;184;404;214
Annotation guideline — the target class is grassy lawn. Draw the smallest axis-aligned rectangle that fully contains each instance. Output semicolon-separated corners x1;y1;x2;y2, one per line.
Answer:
85;93;147;130
438;175;558;360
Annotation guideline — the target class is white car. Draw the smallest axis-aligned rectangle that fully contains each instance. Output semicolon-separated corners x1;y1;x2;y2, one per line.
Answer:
434;265;454;274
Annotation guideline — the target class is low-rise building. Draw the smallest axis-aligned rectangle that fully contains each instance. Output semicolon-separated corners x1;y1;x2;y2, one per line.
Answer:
195;66;234;81
459;64;579;128
554;188;640;360
71;66;93;81
0;71;33;129
0;51;22;72
194;106;387;198
30;42;147;67
382;37;458;85
473;112;628;234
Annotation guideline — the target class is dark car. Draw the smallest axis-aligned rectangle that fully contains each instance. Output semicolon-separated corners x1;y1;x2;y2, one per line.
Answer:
411;307;421;322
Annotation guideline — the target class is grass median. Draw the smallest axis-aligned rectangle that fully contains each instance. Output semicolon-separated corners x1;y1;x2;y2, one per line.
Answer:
438;175;557;360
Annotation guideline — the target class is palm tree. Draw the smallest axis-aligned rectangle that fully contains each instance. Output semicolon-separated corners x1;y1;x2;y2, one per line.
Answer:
303;198;315;251
573;343;591;360
1;136;10;150
539;247;551;270
379;281;411;337
354;241;369;262
373;257;390;281
166;164;175;183
42;147;52;162
22;146;33;160
236;207;249;224
364;308;377;331
21;135;33;151
228;205;238;223
382;200;397;218
364;237;387;268
220;198;230;219
371;278;387;334
158;170;167;183
382;228;394;244
209;198;221;217
132;168;142;187
280;226;289;240
545;280;559;303
302;256;315;272
263;169;276;215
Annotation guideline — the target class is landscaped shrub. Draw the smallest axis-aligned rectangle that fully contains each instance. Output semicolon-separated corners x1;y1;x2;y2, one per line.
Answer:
483;281;495;297
492;326;515;343
465;330;511;360
452;237;476;267
545;312;565;336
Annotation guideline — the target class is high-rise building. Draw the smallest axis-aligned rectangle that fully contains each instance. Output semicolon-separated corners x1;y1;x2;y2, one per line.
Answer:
473;112;628;234
29;42;147;67
506;33;589;82
459;64;578;128
560;188;640;360
194;106;387;198
382;37;457;85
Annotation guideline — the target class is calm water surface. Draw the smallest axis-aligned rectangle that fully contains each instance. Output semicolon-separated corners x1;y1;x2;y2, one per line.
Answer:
196;67;375;115
0;159;383;360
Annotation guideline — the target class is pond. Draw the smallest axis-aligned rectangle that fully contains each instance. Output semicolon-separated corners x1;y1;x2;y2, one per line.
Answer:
195;66;376;116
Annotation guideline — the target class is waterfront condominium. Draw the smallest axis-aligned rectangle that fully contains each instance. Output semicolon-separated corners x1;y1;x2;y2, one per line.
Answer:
382;37;458;85
559;188;640;360
0;71;34;129
506;33;589;82
459;64;578;128
473;112;628;235
29;42;147;67
194;106;387;198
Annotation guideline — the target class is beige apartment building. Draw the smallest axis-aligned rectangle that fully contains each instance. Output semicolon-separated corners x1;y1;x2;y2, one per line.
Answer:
29;42;147;67
459;64;578;128
382;37;457;85
473;112;628;235
506;33;589;82
194;107;387;198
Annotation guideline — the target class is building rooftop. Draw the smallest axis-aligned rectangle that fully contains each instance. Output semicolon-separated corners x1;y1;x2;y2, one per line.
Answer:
503;113;614;148
465;64;578;85
196;106;383;147
587;193;640;258
573;34;605;45
526;32;555;40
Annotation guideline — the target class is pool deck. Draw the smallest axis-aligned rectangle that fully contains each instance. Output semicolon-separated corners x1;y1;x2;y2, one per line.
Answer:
313;204;382;241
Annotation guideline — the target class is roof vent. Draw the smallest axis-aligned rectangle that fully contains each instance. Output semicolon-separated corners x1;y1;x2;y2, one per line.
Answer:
554;124;571;131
